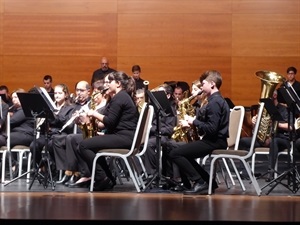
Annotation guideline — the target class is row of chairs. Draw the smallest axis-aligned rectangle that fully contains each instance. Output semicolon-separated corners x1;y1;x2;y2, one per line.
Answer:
0;102;292;195
204;103;293;196
0;113;32;184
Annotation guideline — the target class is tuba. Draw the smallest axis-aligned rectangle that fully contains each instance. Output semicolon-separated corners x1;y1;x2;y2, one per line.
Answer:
255;70;285;145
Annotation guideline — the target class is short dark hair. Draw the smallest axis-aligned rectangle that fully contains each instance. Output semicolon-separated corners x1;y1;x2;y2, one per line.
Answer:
43;75;52;82
0;85;9;92
132;65;141;73
287;66;297;74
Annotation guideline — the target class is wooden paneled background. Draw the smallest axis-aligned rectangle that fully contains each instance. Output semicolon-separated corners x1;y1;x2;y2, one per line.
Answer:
0;0;299;106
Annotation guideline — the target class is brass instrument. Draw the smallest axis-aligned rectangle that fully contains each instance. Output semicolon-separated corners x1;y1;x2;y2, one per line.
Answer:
80;91;98;139
171;93;200;142
137;80;149;112
256;70;285;145
143;80;149;103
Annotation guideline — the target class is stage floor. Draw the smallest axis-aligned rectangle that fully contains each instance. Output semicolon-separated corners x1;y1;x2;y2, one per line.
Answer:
1;158;300;222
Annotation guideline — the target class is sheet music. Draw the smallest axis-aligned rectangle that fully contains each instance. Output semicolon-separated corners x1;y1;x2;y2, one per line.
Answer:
35;86;58;112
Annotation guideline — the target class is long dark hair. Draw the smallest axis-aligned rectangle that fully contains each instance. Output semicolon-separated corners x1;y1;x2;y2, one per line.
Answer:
107;71;136;99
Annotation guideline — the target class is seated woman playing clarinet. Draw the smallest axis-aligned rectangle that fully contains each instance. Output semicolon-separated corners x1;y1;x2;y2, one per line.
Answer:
29;84;75;177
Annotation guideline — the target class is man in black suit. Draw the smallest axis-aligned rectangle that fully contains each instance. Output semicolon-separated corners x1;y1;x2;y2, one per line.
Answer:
91;57;116;85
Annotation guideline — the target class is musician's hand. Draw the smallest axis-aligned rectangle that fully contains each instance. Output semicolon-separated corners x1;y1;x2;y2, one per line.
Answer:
184;115;196;125
87;109;96;117
252;115;257;125
179;119;190;128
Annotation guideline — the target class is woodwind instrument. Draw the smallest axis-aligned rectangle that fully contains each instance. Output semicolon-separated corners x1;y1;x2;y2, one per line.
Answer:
143;80;149;103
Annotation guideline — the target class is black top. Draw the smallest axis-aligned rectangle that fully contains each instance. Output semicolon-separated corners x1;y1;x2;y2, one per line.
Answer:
134;78;145;90
103;90;139;134
39;104;75;135
10;107;34;136
193;92;230;142
91;67;117;85
275;103;291;140
150;99;177;138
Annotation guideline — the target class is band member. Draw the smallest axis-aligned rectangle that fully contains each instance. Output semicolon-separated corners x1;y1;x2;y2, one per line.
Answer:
168;70;230;195
29;84;75;176
79;71;139;191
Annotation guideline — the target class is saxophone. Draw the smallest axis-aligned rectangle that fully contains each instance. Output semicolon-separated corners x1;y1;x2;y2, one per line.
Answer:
171;93;200;142
80;92;98;139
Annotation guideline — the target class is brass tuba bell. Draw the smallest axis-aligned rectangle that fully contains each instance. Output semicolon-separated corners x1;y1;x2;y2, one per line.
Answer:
255;70;285;145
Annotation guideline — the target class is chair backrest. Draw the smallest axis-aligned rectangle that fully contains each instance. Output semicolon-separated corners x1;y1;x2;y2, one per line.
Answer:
244;102;265;159
227;106;245;150
131;102;154;156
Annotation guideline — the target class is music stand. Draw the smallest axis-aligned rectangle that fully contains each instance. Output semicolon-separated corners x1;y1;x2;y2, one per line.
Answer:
4;92;56;190
262;87;300;194
143;90;175;192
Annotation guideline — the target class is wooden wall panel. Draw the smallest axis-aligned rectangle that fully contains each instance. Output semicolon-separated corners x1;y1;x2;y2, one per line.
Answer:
232;0;299;14
3;14;117;56
118;14;185;57
3;0;118;14
118;0;232;14
0;0;299;106
183;14;232;56
232;14;300;56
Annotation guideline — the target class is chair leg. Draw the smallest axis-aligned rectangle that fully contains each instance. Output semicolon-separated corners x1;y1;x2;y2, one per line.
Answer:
1;151;7;183
242;159;261;196
222;158;235;186
251;153;256;174
26;152;32;183
229;158;246;191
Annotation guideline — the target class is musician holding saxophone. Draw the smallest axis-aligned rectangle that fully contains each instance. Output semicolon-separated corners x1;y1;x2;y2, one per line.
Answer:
168;70;230;195
79;71;139;191
55;80;110;188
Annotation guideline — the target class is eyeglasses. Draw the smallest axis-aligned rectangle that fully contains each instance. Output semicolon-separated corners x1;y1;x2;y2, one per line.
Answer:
76;89;87;92
288;72;295;75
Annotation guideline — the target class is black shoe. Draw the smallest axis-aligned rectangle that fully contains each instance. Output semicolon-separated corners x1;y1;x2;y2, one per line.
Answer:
93;177;114;191
12;163;19;178
183;181;218;195
170;183;189;192
56;174;72;184
65;175;80;186
239;171;250;180
68;180;91;188
265;172;274;182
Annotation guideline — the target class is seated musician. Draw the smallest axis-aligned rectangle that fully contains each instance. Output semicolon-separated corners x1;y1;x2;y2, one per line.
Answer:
52;80;91;184
8;88;35;178
29;84;75;178
59;80;110;188
238;90;291;181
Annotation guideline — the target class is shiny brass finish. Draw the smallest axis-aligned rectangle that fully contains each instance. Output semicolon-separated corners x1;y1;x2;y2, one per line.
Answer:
79;91;98;139
171;94;200;142
255;70;285;144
